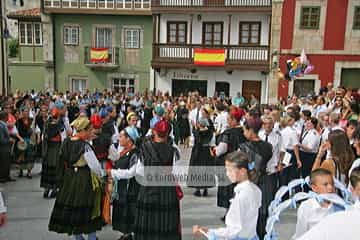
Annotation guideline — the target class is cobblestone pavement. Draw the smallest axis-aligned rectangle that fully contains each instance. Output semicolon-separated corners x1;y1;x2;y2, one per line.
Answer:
0;145;296;240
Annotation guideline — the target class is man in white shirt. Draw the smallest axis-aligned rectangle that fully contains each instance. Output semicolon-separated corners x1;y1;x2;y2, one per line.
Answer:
214;103;229;135
292;168;336;239
0;192;7;227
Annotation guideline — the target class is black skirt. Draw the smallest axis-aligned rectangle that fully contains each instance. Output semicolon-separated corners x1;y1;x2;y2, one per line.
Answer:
48;167;104;235
187;145;216;188
134;185;181;240
40;142;61;188
112;179;140;233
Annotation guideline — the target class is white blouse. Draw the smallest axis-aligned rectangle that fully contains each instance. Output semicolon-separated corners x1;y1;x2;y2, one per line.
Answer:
208;180;262;239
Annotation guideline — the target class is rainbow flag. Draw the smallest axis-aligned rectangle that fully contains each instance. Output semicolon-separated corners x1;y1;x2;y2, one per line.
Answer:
90;48;109;63
194;48;225;66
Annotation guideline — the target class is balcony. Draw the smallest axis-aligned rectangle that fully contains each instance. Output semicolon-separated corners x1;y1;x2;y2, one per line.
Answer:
151;0;271;13
43;0;151;15
84;47;120;69
152;43;269;71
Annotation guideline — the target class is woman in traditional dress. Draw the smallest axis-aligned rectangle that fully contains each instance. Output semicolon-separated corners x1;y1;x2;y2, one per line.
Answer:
40;107;63;198
211;107;246;221
106;126;140;240
176;101;191;145
187;118;216;197
15;107;36;179
48;116;104;240
134;119;181;240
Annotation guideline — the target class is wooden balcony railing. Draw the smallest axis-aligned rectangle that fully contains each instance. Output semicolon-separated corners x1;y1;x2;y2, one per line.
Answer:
84;47;119;69
151;0;271;9
152;43;269;69
43;0;151;10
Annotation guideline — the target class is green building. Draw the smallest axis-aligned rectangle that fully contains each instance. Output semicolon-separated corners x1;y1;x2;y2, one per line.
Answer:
8;0;153;93
7;8;46;92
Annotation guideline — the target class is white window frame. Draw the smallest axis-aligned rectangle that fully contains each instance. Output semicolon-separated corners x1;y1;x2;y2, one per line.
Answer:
112;78;135;92
19;22;42;46
64;26;79;46
124;28;140;49
70;77;88;93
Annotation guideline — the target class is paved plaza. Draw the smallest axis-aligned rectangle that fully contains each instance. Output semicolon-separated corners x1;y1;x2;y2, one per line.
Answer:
0;146;297;240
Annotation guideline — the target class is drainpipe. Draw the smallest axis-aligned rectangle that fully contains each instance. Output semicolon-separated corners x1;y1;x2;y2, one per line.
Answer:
0;0;6;95
52;15;57;91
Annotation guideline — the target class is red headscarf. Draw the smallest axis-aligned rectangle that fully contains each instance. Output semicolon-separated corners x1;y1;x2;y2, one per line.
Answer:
153;119;170;137
90;114;102;129
230;107;245;123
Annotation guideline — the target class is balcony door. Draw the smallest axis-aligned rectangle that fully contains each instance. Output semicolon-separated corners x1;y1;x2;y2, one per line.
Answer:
202;22;223;46
95;27;113;61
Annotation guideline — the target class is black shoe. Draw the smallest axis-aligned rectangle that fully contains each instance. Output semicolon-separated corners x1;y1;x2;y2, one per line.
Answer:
119;233;133;240
7;177;16;182
203;189;208;197
49;189;57;198
220;215;226;222
43;189;50;198
193;190;201;197
18;170;23;178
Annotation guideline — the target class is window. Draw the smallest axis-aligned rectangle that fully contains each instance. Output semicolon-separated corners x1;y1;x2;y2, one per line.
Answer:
354;7;360;30
124;29;140;49
202;22;223;45
19;22;42;46
71;78;87;93
300;6;321;29
239;22;261;45
113;78;135;93
64;26;79;45
95;27;112;48
167;22;187;44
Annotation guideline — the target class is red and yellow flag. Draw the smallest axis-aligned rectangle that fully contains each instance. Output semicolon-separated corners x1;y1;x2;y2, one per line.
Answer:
90;48;109;63
194;48;225;66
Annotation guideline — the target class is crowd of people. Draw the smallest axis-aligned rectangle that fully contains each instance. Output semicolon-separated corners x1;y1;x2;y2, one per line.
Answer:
0;82;360;240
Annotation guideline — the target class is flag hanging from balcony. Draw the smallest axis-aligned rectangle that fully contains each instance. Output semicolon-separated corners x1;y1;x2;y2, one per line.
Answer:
194;48;225;66
90;48;109;63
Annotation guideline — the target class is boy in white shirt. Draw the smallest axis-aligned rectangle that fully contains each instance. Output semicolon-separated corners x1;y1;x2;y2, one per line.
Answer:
292;168;336;239
193;151;262;240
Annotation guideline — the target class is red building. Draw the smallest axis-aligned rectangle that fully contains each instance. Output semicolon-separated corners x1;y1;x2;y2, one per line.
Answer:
277;0;360;98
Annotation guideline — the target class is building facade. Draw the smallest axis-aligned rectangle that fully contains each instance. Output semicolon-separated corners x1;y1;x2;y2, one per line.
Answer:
7;8;46;92
277;0;360;98
42;0;152;93
151;0;272;102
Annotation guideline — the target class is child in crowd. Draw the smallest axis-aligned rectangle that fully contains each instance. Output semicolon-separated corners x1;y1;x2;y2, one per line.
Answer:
292;168;336;239
192;151;262;240
350;166;360;208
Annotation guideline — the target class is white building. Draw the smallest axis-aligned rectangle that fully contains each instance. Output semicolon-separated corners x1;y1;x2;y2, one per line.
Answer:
151;0;272;102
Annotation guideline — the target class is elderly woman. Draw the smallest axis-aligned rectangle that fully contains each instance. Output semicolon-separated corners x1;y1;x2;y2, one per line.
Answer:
106;126;140;240
48;116;104;240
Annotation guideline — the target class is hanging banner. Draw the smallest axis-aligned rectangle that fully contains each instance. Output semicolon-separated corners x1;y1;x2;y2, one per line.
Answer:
194;48;225;66
90;48;109;63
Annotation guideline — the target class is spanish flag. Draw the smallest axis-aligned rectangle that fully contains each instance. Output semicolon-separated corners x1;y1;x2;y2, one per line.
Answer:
90;48;109;63
194;48;225;66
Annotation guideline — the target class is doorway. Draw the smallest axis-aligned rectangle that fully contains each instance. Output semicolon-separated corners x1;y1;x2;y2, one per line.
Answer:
215;81;230;97
172;79;207;96
242;80;261;103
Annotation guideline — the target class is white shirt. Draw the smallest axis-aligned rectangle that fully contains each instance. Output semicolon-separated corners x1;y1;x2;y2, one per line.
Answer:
294;120;304;136
292;198;334;239
300;129;320;153
313;104;328;118
259;129;284;174
281;126;299;151
189;108;202;127
297;210;360;240
209;180;262;239
214;111;229;134
0;192;6;214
